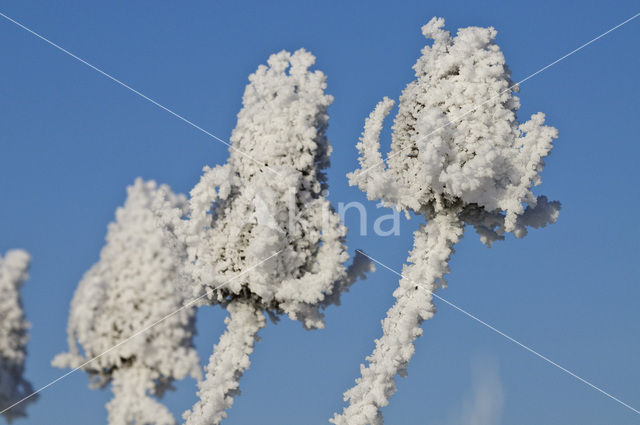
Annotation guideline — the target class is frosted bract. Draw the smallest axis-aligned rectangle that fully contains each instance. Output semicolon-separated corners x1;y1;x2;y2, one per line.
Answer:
53;179;200;425
349;17;558;232
180;49;365;330
0;249;36;422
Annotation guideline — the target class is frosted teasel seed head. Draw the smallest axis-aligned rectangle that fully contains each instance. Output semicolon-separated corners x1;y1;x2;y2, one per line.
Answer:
348;16;560;238
177;48;372;330
0;249;37;422
53;179;200;424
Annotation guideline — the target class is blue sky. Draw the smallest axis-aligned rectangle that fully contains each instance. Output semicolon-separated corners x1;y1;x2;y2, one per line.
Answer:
1;1;639;424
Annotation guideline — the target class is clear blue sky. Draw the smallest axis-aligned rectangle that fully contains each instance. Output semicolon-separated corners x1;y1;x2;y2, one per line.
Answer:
1;1;639;424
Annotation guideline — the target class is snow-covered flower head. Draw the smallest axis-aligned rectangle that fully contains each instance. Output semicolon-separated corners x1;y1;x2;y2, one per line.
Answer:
349;17;559;236
0;249;36;422
181;49;368;329
53;179;200;425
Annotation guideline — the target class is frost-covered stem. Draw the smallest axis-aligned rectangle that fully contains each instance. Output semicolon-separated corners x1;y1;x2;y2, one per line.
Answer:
331;211;463;425
107;367;176;425
184;301;266;425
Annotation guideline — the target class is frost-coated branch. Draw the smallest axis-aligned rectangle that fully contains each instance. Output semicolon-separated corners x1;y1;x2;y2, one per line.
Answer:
184;301;266;425
331;211;463;425
108;367;176;425
0;249;36;422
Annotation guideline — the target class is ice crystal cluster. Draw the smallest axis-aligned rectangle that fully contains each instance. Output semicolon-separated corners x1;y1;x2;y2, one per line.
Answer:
159;49;372;425
335;17;560;425
0;249;36;422
53;179;200;425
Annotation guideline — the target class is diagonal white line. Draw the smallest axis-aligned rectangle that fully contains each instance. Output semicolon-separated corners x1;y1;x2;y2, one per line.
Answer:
356;250;640;416
352;12;640;179
0;11;282;177
0;249;283;416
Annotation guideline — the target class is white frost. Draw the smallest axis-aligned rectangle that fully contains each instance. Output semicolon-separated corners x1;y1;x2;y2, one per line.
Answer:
348;17;558;232
333;213;463;425
183;302;265;425
0;249;36;422
335;17;559;425
53;179;200;425
172;49;372;425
